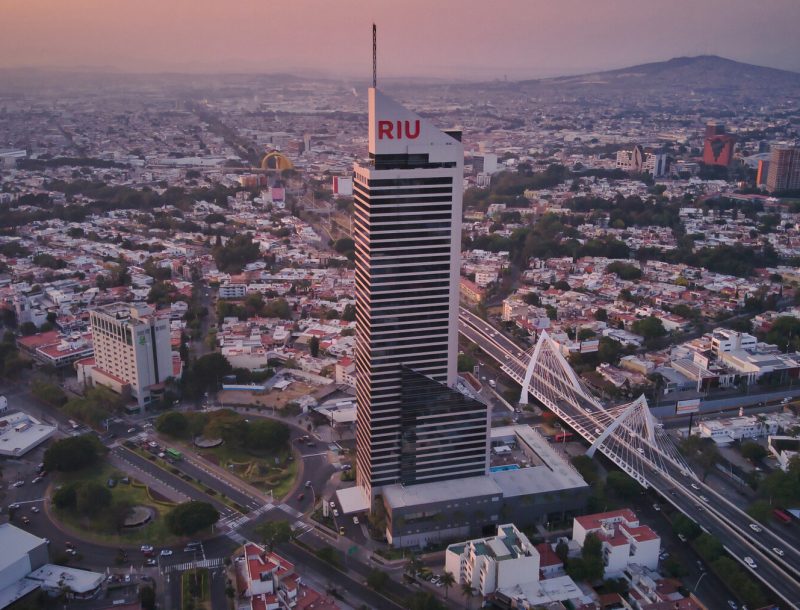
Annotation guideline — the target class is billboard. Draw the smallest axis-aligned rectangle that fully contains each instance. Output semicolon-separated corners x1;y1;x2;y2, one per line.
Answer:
676;398;701;415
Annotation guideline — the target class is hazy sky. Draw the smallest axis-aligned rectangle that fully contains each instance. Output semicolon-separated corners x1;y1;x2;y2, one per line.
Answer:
2;0;799;80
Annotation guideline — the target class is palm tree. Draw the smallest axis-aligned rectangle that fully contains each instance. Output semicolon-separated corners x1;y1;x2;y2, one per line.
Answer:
461;583;476;610
440;571;455;599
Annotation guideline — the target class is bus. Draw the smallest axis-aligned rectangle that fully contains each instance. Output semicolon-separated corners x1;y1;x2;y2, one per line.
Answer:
165;448;183;461
773;508;792;524
554;431;574;443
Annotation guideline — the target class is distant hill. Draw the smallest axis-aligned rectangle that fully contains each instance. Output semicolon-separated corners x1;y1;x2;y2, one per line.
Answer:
512;55;800;96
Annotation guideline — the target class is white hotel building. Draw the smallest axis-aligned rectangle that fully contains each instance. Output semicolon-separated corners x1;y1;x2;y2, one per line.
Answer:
84;303;173;409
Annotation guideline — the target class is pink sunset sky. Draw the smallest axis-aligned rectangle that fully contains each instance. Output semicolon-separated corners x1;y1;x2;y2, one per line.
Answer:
2;0;799;79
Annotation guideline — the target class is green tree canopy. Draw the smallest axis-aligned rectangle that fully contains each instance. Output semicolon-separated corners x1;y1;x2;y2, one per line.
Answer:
254;519;293;552
156;411;190;438
43;435;105;472
166;501;219;536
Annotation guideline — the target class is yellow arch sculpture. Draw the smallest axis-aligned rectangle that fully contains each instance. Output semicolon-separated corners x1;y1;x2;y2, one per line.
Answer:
260;151;294;171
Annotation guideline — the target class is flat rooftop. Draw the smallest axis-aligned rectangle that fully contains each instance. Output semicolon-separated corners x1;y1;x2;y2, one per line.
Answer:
26;564;104;594
0;412;57;457
0;523;46;574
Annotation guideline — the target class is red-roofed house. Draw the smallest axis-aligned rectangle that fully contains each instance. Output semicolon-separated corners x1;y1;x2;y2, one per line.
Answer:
17;331;94;368
238;542;338;610
572;509;660;576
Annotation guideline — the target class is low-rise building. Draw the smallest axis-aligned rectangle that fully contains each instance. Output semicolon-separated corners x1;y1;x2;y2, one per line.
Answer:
445;524;540;597
572;509;660;577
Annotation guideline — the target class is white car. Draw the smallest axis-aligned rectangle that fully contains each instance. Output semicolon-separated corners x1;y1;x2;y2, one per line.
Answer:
140;544;154;553
652;504;661;511
353;516;359;525
690;483;700;490
160;549;173;557
773;547;785;556
699;495;709;503
333;509;339;517
748;523;762;533
744;556;758;569
329;501;336;508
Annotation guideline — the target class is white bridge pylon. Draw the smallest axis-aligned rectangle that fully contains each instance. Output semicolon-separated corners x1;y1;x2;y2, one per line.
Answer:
497;330;692;487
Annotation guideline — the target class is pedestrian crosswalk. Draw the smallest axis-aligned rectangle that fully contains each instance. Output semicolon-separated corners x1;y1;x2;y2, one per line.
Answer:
164;557;223;573
277;503;303;519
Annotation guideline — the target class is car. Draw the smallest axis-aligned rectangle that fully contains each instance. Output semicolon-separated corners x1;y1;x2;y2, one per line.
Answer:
690;483;700;490
9;503;20;511
65;541;75;549
127;427;136;434
21;516;29;525
652;504;661;511
339;526;345;535
12;481;24;488
677;533;687;542
744;556;757;569
341;464;352;471
696;560;705;572
140;545;154;553
727;601;738;610
306;441;316;447
160;549;173;557
31;476;42;484
748;523;762;533
329;501;336;508
773;547;785;556
145;559;157;566
183;546;197;553
353;516;359;525
333;509;339;517
699;495;709;503
66;548;78;556
305;480;312;488
30;506;40;513
637;447;644;454
296;493;305;501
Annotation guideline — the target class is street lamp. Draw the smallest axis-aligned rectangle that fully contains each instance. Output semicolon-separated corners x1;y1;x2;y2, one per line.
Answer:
694;571;707;591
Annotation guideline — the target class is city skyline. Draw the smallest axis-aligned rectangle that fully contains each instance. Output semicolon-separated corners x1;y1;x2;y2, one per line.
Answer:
2;0;800;79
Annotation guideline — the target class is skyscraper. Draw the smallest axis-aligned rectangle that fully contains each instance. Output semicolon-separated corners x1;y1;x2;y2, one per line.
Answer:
353;88;488;499
765;144;800;193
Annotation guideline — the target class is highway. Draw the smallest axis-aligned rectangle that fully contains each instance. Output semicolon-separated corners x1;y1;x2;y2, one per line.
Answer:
459;307;800;609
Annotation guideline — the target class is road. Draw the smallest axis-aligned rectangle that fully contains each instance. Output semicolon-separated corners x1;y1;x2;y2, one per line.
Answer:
459;307;800;609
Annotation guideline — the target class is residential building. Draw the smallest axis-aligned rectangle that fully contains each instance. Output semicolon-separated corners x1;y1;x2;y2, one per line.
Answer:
702;121;736;167
572;509;660;577
616;145;667;177
334;356;356;387
220;283;247;299
352;87;489;499
710;328;757;355
237;541;338;610
766;144;800;193
445;524;540;597
85;302;173;409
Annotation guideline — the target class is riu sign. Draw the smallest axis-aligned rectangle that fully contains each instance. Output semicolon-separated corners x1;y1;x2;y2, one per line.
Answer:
377;119;420;140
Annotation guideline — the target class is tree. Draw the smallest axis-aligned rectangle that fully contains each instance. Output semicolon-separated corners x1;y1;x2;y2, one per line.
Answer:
156;411;189;438
341;303;356;322
75;481;112;517
309;336;320;358
406;592;446;610
606;470;640;499
457;352;476;373
52;484;77;510
19;321;38;336
244;419;290;452
255;520;293;552
263;298;291;320
631;316;666;341
594;308;608;322
212;233;260;273
461;584;476;610
740;441;767;463
606;261;642;280
366;569;389;592
140;585;156;610
405;553;423;576
440;571;455;598
555;539;569;563
166;501;219;536
672;514;701;541
43;435;104;472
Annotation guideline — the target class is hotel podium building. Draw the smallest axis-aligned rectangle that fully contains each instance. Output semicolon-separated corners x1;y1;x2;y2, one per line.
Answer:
353;89;489;499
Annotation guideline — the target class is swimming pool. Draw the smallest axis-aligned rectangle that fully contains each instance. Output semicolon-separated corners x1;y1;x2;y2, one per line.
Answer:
489;464;520;473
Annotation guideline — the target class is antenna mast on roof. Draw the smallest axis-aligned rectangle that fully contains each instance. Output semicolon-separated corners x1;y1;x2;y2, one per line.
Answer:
372;23;377;88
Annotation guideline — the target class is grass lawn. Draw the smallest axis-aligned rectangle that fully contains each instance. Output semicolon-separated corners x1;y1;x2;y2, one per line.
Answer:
196;443;298;500
182;568;211;610
51;461;183;548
